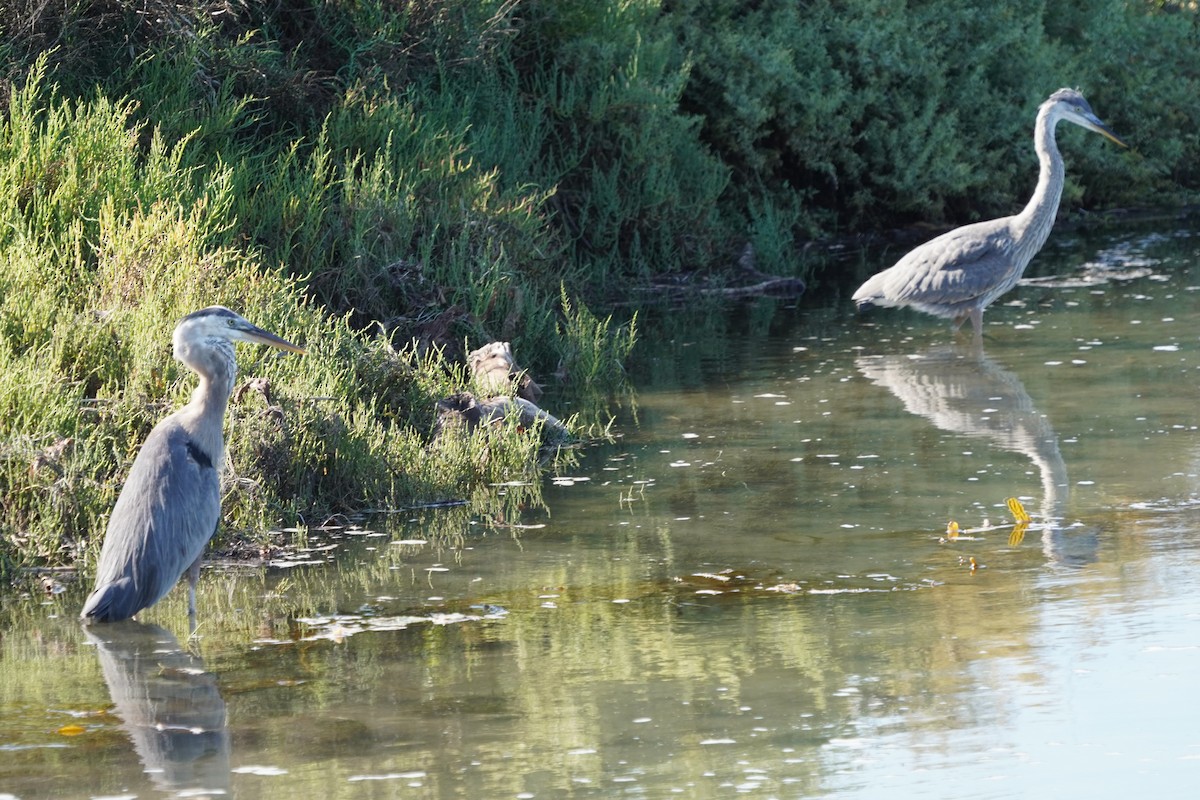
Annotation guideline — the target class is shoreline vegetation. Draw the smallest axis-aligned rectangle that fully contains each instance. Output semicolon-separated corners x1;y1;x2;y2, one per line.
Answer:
1;0;1197;578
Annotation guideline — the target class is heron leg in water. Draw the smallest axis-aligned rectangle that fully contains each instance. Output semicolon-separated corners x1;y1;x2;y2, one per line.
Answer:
950;309;985;340
186;554;202;622
968;307;984;338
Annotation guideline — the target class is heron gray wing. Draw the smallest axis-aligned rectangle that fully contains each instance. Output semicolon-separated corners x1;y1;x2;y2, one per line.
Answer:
82;418;221;621
879;222;1020;307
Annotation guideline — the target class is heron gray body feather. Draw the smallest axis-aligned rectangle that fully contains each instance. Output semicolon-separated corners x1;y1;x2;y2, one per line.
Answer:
852;88;1126;334
82;306;303;624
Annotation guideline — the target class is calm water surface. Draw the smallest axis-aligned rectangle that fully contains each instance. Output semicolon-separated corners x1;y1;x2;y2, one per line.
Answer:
4;223;1200;798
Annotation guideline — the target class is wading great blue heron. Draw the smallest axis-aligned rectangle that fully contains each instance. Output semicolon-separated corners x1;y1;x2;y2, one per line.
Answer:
81;307;305;624
852;88;1128;337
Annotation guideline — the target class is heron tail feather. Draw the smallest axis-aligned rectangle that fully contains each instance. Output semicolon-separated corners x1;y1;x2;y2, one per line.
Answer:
81;579;140;623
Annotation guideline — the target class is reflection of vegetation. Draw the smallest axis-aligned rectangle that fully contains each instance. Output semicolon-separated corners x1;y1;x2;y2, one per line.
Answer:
0;568;1053;796
0;491;1186;797
627;297;804;390
208;479;554;634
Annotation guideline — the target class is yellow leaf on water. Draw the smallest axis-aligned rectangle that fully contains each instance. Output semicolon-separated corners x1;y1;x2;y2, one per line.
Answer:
57;724;85;736
946;521;960;539
1006;497;1031;523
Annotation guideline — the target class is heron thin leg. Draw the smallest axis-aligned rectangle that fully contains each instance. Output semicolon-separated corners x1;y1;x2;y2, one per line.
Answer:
185;555;202;617
968;308;984;339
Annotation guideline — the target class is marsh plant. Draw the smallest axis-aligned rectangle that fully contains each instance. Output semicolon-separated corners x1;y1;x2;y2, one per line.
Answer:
0;61;626;575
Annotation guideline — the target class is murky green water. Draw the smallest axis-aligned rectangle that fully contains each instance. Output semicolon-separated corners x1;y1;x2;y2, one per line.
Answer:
5;221;1200;798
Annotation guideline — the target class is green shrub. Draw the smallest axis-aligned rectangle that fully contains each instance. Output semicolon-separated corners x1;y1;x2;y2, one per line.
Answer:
0;63;588;572
668;0;1198;235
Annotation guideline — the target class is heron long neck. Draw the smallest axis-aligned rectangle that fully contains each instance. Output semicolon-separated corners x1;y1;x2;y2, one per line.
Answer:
189;370;233;420
1013;107;1065;262
178;340;237;461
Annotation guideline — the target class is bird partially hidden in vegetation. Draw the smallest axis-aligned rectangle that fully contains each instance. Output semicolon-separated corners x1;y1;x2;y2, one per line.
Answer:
433;342;568;444
434;392;568;442
81;307;305;624
852;88;1128;337
468;341;543;403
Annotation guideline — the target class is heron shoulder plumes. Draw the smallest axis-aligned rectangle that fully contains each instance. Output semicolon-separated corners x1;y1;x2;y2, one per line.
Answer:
81;307;305;624
852;88;1128;337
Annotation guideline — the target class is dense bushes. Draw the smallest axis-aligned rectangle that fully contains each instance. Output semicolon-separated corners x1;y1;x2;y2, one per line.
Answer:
669;0;1198;236
2;1;1197;294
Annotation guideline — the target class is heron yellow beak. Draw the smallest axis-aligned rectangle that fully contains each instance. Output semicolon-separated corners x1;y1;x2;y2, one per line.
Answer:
1095;125;1129;148
1086;117;1129;149
238;325;307;355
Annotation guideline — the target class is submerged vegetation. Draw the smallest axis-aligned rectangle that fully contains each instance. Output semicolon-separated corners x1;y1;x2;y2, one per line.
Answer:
0;0;1197;575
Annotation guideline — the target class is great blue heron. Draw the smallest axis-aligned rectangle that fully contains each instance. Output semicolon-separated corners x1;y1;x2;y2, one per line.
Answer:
81;307;305;624
852;88;1128;337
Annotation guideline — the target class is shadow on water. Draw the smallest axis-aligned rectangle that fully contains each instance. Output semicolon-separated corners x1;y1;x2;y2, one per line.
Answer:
856;341;1098;567
84;620;231;798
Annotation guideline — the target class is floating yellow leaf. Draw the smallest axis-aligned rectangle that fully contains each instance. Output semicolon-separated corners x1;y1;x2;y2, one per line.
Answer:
1006;497;1031;524
946;521;960;539
1009;520;1029;547
57;724;85;736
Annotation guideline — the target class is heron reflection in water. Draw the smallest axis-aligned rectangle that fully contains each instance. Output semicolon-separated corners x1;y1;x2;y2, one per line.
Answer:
857;344;1097;567
85;620;231;797
82;307;305;625
853;89;1128;338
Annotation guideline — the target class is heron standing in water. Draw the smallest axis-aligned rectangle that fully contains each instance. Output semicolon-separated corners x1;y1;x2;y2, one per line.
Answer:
82;307;305;624
852;88;1128;337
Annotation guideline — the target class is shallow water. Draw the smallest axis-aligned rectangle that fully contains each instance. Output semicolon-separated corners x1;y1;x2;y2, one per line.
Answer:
4;221;1200;798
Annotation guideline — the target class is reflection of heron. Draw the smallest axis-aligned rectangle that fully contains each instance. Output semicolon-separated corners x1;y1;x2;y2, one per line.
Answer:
85;620;230;797
82;307;305;623
853;89;1128;337
857;344;1096;566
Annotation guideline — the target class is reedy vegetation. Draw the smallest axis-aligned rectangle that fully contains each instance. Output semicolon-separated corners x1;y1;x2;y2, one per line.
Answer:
0;0;1196;573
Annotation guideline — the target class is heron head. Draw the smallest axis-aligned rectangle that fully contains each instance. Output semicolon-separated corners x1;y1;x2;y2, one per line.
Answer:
174;306;307;357
1047;88;1129;148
